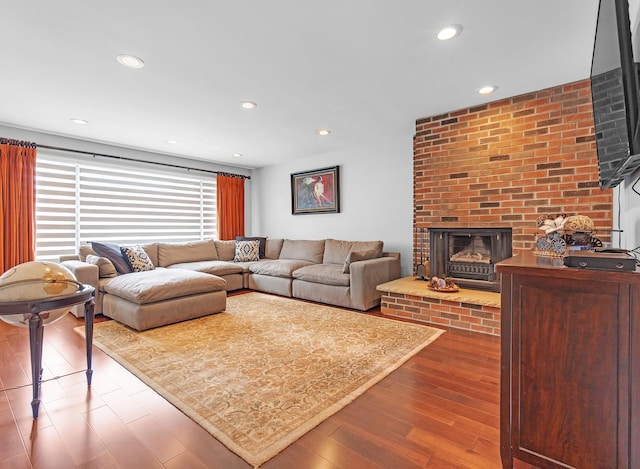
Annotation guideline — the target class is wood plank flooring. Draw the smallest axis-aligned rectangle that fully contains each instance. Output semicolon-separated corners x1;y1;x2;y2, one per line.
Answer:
0;291;501;469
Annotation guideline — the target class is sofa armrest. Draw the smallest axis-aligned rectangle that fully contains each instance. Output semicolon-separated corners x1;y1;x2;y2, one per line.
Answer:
348;252;401;310
61;260;99;288
60;260;99;318
59;254;80;262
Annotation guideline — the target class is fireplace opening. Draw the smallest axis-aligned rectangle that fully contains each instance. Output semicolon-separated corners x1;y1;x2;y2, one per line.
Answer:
428;226;512;292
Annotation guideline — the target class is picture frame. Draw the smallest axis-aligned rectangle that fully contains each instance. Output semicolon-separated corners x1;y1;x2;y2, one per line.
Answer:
291;166;340;215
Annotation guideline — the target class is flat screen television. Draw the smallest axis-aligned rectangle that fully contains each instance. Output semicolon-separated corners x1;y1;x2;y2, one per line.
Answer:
591;0;640;188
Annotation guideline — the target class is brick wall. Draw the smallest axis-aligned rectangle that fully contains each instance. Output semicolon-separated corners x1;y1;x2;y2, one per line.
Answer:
413;79;613;268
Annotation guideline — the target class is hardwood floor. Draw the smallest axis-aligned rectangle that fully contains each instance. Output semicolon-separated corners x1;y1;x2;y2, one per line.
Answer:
0;291;501;469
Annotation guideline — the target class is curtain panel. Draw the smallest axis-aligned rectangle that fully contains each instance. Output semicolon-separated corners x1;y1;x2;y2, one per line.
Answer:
216;174;245;240
0;139;37;273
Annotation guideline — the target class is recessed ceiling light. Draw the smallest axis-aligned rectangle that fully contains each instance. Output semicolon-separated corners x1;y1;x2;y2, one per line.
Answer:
232;153;242;157
241;101;257;109
167;139;178;144
70;118;88;125
116;54;145;69
437;25;463;41
477;85;498;95
317;128;331;136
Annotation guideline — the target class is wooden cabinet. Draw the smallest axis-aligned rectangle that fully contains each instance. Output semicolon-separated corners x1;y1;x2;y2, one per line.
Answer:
496;251;639;469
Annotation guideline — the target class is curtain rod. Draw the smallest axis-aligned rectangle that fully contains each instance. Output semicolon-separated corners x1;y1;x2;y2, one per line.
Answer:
36;143;251;180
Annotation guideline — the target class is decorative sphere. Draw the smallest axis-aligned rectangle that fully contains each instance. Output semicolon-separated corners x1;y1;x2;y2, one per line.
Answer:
0;261;79;327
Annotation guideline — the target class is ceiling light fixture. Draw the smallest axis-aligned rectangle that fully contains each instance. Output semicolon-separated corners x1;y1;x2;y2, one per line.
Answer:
316;128;331;136
240;101;257;109
116;54;145;69
167;139;178;144
437;24;462;41
232;153;242;157
70;118;88;125
477;85;498;95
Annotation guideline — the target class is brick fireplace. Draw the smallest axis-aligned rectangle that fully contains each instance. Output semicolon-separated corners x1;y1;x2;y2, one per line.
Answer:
382;79;615;336
414;78;613;266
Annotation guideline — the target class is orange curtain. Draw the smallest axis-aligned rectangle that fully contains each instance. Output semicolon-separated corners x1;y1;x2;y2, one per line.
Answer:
216;174;245;240
0;139;37;273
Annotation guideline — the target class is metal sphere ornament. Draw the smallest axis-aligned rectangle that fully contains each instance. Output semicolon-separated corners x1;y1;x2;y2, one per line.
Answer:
0;261;81;327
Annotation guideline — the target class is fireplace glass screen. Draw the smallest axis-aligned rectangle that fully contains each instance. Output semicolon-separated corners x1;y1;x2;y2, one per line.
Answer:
449;234;494;280
428;227;512;292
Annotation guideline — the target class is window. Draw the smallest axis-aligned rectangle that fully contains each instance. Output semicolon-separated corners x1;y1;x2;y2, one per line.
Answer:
35;152;217;261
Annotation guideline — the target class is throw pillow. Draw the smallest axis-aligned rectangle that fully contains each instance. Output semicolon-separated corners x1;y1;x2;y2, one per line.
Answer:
342;249;380;274
234;240;260;262
91;241;132;274
121;245;156;272
85;255;118;278
235;236;267;258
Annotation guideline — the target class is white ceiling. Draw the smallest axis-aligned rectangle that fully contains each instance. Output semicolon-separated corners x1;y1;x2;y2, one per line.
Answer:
0;0;600;169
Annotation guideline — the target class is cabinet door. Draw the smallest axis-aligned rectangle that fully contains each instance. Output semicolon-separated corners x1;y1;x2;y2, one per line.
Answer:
508;274;628;468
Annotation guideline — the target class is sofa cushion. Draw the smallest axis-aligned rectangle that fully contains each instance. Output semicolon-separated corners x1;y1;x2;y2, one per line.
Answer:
85;254;118;278
323;238;384;265
79;244;97;261
138;243;159;267
103;268;226;304
293;264;350;287
234;260;265;272
249;259;314;278
279;239;325;263
265;238;284;259
342;249;380;274
214;240;236;261
157;239;218;267
234;240;260;262
236;236;267;258
167;260;244;276
91;241;132;274
121;245;156;272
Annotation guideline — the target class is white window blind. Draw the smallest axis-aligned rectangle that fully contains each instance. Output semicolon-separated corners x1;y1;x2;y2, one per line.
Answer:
35;153;217;261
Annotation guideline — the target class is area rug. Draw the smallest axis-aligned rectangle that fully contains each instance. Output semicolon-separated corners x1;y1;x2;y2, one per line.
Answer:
81;292;444;467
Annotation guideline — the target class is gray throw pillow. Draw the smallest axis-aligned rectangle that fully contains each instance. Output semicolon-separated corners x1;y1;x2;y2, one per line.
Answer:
91;241;132;274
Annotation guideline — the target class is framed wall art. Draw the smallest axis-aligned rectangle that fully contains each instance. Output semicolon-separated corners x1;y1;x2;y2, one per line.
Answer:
291;166;340;215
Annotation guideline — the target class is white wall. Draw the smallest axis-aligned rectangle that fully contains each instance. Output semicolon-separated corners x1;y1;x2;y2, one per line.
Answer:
250;135;414;277
614;167;640;250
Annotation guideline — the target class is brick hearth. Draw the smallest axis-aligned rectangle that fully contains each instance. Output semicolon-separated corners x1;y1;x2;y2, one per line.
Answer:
377;277;501;336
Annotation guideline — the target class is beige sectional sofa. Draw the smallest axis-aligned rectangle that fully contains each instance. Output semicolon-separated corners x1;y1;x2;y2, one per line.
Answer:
61;237;401;331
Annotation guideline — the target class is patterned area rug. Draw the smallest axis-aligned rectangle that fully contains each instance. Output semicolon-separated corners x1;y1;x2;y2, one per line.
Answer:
83;292;444;467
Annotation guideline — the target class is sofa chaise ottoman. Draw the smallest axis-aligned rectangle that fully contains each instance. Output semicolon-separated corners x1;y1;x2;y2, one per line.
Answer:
101;267;226;331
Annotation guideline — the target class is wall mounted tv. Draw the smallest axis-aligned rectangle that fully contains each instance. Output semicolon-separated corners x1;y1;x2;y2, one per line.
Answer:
591;0;640;188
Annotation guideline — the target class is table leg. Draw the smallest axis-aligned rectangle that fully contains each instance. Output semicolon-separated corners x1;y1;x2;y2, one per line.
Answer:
84;299;95;385
28;313;44;419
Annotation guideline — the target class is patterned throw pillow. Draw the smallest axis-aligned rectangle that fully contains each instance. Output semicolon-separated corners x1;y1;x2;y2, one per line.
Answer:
121;245;156;272
234;240;260;262
235;236;267;258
